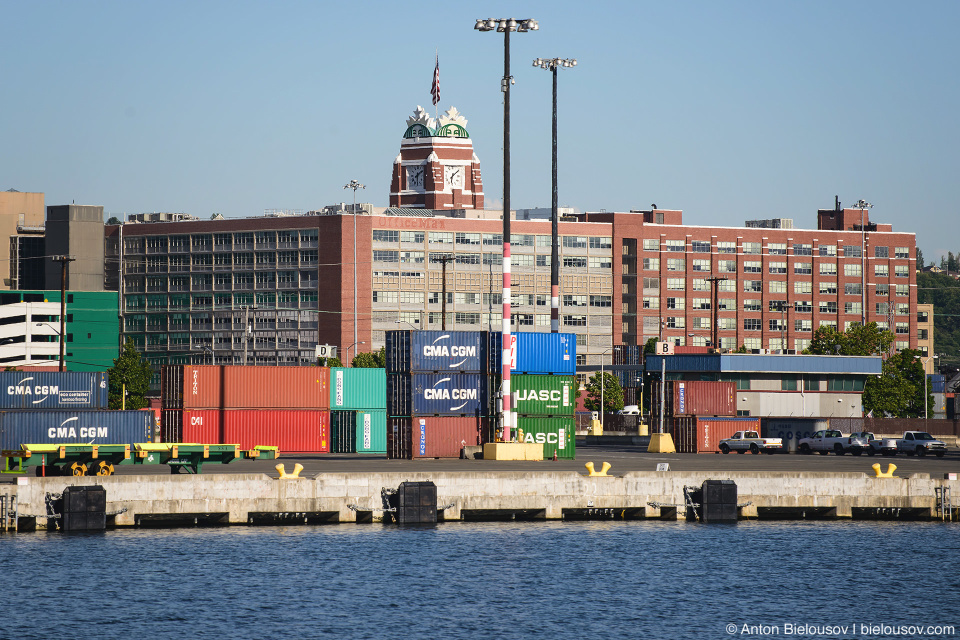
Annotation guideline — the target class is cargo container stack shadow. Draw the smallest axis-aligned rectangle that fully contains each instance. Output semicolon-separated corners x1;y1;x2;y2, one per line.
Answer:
385;331;489;459
488;332;578;460
329;367;387;454
160;365;332;454
0;372;154;456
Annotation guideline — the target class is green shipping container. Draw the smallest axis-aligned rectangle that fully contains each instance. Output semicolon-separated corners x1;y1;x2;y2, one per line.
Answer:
329;368;387;410
511;374;577;416
331;409;387;454
516;416;576;460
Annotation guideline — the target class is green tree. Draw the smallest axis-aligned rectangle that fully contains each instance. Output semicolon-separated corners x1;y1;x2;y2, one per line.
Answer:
862;349;933;418
581;371;624;414
805;322;892;356
352;347;386;368
642;337;659;355
106;216;121;225
916;247;925;268
317;356;342;367
108;339;153;410
917;271;960;367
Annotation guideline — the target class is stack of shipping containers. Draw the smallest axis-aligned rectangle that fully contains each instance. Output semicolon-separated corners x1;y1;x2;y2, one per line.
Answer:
385;331;488;459
612;345;643;407
160;365;331;453
650;379;760;453
0;372;153;451
491;332;578;460
329;367;387;454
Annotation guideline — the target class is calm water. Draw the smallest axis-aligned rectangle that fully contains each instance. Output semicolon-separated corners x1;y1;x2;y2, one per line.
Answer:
2;521;958;640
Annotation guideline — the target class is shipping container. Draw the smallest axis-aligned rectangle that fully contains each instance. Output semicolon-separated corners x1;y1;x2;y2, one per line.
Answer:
488;332;577;375
612;345;642;366
386;416;484;459
161;365;223;409
330;409;387;454
515;415;576;459
161;365;330;410
161;409;223;444
0;410;153;450
329;368;386;410
670;416;761;453
613;367;643;389
650;380;736;418
929;375;946;394
511;374;577;416
386;330;486;373
387;373;489;417
0;371;109;410
221;409;330;453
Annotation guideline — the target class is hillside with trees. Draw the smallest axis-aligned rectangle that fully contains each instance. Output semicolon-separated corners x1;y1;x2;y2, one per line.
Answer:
916;271;960;369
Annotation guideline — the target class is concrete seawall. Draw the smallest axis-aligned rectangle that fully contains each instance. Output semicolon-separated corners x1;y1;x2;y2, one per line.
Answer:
4;470;957;529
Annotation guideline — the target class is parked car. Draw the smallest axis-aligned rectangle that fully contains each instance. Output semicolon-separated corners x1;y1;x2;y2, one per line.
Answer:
798;430;867;456
850;431;898;457
719;431;783;455
897;431;947;458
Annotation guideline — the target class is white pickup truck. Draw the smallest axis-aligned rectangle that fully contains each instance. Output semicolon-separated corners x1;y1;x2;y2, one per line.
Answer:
850;431;899;457
718;431;783;455
798;430;867;456
897;431;947;458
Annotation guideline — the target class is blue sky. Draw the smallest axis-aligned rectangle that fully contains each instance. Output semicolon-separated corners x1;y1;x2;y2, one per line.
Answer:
3;1;958;261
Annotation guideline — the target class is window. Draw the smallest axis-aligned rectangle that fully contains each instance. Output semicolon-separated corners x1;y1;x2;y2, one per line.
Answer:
643;277;660;290
665;297;685;310
843;245;862;258
455;312;480;325
589;237;612;249
400;231;425;243
373;250;399;262
666;278;685;290
820;320;837;330
590;295;611;307
782;378;798;391
718;260;736;272
743;299;761;312
535;255;550;267
918;310;929;323
896;284;909;296
896;303;909;315
844;264;862;277
667;258;685;271
874;264;889;277
895;265;909;277
743;319;762;331
511;234;534;247
768;243;787;255
511;254;533;267
793;244;813;256
768;262;787;274
563;294;588;307
717;241;736;254
769;318;785;331
768;300;787;312
643;258;660;270
794;281;812;294
691;317;711;330
484;233;503;246
562;236;588;249
400;251;425;264
455;232;481;246
589;257;612;269
845;302;862;315
372;291;399;303
563;315;587;326
642;297;659;309
827;376;865;392
563;257;587;268
373;230;399;243
692;298;711;310
692;259;710;272
718;280;736;292
819;244;837;257
794;262;812;275
718;298;736;310
874;246;889;258
820;281;837;295
876;302;889;315
795;319;812;332
895;322;909;335
429;232;453;244
742;338;761;351
691;241;711;253
876;284;889;296
895;246;910;259
665;316;685;329
895;340;909;351
819;301;838;314
742;242;761;255
743;280;762;292
665;239;685;252
642;239;660;251
844;283;862;296
820;263;837;276
743;261;762;273
454;292;480;305
769;281;786;293
718;318;736;330
399;291;424;304
794;300;812;313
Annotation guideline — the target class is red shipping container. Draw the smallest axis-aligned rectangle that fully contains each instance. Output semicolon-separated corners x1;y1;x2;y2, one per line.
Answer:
223;367;330;409
387;416;484;459
670;416;761;453
651;380;737;417
161;365;224;410
222;409;330;453
161;409;224;444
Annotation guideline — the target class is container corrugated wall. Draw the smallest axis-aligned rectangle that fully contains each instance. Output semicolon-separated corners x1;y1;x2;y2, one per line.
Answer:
511;374;576;416
161;365;223;409
387;373;489;417
161;409;224;444
515;416;576;459
386;331;486;373
0;372;109;410
161;365;330;409
329;368;386;410
671;416;761;453
386;416;483;459
488;332;577;375
0;410;152;450
330;409;387;454
651;380;736;417
221;409;330;453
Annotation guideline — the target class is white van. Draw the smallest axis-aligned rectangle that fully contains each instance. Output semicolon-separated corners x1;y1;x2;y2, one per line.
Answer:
617;405;640;415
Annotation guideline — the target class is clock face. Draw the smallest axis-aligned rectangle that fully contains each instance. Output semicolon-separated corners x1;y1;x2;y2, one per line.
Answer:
444;165;464;190
406;165;424;190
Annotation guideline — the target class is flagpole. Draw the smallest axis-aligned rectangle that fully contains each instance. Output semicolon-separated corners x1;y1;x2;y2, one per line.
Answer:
433;50;439;122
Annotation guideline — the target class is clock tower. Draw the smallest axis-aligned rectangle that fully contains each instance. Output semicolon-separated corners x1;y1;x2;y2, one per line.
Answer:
389;106;484;210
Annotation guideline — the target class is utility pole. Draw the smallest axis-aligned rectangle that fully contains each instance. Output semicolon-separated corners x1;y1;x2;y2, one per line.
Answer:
51;255;75;372
435;254;454;330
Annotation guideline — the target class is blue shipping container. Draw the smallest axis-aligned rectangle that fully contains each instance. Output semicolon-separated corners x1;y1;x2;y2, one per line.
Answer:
387;373;489;416
386;331;487;373
0;372;109;410
0;410;153;450
488;332;577;375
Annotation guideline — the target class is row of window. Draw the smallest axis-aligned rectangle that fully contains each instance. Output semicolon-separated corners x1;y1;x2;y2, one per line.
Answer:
639;296;911;315
642;238;910;259
372;230;613;249
125;291;317;310
130;231;318;252
643;257;910;277
372;291;613;307
643;277;911;296
372;250;612;269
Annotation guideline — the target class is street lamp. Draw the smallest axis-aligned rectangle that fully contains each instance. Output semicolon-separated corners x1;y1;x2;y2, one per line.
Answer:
853;199;872;326
192;345;213;365
533;56;576;334
599;347;614;432
476;16;538;442
345;341;365;366
35;322;65;371
344;179;365;369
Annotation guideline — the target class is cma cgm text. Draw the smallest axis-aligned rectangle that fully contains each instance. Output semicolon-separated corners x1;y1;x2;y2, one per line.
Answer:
8;385;60;396
47;427;108;438
422;346;477;357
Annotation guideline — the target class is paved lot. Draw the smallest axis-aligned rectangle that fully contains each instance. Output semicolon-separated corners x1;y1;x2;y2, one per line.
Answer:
10;443;952;479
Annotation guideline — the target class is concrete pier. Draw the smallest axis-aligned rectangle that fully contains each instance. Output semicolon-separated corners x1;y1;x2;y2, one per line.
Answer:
3;469;957;529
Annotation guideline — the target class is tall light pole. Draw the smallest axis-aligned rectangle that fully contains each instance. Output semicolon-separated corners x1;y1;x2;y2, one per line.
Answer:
853;199;872;326
344;180;365;366
475;17;538;441
533;57;576;333
599;347;613;432
51;255;75;372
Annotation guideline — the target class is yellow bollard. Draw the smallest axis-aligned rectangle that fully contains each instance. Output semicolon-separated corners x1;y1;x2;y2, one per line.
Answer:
871;462;897;478
585;461;612;477
276;463;304;479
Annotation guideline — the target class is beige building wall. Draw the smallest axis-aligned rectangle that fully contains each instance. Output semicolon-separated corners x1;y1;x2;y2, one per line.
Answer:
917;303;935;373
0;190;44;288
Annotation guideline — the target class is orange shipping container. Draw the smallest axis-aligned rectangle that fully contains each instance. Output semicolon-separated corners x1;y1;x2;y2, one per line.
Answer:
670;416;761;453
163;408;330;454
387;416;484;459
223;366;330;409
651;380;737;417
161;365;224;410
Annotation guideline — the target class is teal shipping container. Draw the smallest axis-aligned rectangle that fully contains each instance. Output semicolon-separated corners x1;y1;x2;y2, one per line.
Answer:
515;416;576;460
331;409;387;454
511;374;577;416
329;368;387;410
